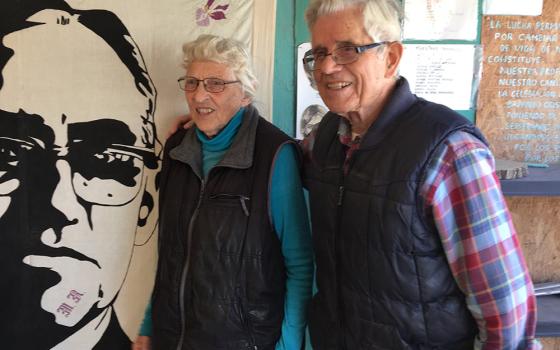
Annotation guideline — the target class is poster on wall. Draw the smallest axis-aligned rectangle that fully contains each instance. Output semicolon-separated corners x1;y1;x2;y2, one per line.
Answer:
483;0;544;16
476;0;560;164
399;44;478;110
402;0;479;40
296;43;327;140
0;0;275;349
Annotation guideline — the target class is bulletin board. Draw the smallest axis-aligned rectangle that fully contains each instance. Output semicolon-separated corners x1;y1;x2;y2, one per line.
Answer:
400;0;482;122
476;0;560;164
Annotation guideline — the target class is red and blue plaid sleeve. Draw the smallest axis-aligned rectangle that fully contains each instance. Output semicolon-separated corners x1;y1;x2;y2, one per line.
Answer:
421;131;541;350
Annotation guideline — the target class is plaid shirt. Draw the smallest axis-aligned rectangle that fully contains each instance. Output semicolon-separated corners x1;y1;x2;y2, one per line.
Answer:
303;122;541;350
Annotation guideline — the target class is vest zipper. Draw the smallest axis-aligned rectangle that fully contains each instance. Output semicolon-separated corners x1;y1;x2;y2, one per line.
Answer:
176;179;206;350
335;172;346;349
335;149;360;349
337;186;345;206
239;196;250;217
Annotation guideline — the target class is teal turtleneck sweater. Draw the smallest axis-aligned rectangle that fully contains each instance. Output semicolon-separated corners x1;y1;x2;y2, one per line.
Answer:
195;107;244;178
140;108;313;350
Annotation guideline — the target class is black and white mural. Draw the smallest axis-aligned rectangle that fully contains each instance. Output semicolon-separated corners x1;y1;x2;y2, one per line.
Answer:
0;0;274;349
0;1;160;349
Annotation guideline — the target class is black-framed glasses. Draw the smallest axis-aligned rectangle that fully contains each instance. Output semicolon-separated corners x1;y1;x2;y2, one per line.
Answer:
302;42;389;72
178;76;240;93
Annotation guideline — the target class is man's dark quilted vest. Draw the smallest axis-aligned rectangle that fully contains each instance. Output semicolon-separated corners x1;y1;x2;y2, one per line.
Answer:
306;79;484;350
152;106;291;350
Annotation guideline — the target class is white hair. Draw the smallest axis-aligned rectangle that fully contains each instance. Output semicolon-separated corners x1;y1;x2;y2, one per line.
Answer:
305;0;403;42
182;34;258;99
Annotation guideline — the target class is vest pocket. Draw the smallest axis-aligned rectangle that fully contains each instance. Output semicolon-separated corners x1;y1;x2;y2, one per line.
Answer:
197;193;252;253
209;193;251;216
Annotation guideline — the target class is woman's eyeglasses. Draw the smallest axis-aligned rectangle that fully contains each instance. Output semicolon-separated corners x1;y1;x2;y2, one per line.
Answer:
178;76;240;93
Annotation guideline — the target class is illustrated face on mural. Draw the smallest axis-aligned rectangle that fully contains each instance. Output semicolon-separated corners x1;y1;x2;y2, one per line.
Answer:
0;7;159;349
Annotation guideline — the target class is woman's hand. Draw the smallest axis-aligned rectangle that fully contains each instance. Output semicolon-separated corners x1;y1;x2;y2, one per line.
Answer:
166;114;193;139
132;335;151;350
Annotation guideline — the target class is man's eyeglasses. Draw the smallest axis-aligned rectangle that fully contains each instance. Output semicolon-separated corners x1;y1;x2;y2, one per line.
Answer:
178;76;240;93
302;42;389;72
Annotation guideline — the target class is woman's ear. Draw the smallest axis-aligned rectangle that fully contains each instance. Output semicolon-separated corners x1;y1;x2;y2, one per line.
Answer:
241;95;252;107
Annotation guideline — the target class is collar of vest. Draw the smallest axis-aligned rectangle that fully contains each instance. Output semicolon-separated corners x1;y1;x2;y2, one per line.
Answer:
312;77;418;171
358;77;418;150
169;104;259;177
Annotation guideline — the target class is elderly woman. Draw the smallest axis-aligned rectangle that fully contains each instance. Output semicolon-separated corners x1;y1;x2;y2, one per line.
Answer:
133;34;313;350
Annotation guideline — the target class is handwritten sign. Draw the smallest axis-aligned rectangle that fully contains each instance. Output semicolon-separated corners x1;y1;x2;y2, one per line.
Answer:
400;44;477;110
477;0;560;164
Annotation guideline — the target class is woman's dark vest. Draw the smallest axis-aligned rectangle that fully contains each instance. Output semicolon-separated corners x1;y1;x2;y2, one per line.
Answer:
152;106;292;350
305;79;485;350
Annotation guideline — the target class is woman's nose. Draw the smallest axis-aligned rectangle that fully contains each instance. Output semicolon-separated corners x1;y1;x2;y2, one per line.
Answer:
191;83;210;102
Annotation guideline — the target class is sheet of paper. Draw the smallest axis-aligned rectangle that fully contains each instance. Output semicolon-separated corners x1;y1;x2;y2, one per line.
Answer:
399;44;476;110
296;43;328;140
403;0;478;40
483;0;543;16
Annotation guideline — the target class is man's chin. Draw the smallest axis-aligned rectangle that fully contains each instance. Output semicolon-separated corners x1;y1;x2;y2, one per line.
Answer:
321;101;354;117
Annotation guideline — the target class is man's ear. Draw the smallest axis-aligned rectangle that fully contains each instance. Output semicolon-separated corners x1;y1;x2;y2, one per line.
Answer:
135;166;159;246
384;41;404;79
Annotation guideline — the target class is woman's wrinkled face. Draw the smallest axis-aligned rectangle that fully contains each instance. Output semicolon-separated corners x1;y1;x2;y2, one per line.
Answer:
185;60;250;137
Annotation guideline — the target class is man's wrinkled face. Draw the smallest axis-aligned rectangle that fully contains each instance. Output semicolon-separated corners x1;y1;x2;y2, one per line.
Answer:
310;6;391;120
0;12;151;343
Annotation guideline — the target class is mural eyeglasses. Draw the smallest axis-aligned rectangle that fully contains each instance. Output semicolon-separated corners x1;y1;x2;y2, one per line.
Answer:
0;135;157;207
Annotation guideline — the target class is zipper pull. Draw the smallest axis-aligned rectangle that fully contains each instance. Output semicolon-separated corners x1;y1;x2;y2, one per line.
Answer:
240;196;250;216
337;186;344;206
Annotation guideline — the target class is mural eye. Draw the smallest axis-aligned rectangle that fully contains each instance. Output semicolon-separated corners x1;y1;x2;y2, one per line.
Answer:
69;148;143;189
93;151;133;164
0;138;34;170
70;148;144;205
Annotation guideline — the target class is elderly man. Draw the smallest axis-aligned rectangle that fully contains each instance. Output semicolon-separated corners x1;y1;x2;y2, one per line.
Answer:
302;0;540;349
0;2;159;349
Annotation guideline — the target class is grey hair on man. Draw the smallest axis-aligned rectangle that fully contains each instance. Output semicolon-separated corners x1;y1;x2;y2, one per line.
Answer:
305;0;404;43
182;34;259;100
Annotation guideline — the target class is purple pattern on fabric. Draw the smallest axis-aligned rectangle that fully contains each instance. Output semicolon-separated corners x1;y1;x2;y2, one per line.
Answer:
196;0;229;26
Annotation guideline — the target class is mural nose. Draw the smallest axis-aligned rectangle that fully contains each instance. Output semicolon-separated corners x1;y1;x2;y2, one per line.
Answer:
25;156;79;244
47;159;82;242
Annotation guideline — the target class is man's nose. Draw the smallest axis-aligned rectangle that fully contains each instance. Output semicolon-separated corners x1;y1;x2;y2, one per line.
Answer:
318;54;342;75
